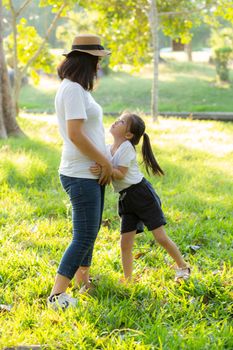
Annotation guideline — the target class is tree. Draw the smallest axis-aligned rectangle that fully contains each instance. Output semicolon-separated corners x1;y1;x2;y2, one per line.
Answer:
148;0;159;121
211;27;233;82
0;0;77;139
0;0;23;138
80;0;233;120
5;0;70;116
79;0;201;120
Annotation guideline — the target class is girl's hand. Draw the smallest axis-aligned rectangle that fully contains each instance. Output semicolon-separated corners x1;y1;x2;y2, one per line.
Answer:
90;163;102;176
99;160;112;185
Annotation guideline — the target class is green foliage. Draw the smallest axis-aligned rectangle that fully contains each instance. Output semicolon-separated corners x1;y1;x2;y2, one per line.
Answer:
0;115;232;349
210;27;233;50
2;0;79;91
2;0;12;9
214;47;232;81
213;0;233;23
83;0;198;66
56;9;100;50
158;0;200;44
78;0;233;69
210;27;233;82
5;18;55;83
80;0;150;68
39;0;77;11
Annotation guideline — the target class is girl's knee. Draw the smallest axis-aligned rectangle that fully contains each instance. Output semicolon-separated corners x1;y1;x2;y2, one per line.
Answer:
153;229;170;246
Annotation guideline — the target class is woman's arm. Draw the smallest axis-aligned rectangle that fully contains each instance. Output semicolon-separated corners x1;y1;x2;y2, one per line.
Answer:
67;119;112;184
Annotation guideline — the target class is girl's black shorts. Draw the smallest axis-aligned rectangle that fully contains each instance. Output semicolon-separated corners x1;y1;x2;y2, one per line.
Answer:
118;178;167;234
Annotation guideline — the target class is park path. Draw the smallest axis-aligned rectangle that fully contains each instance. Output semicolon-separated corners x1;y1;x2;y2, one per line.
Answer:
21;111;233;123
20;112;57;124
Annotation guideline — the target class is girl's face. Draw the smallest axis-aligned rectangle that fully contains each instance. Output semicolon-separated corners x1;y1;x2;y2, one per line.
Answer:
110;115;130;139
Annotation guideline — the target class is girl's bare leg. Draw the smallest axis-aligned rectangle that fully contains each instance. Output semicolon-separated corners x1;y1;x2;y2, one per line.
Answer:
120;231;136;280
152;226;187;268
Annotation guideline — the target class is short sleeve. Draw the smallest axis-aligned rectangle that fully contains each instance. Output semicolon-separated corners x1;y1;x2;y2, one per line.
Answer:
117;142;135;167
63;83;87;120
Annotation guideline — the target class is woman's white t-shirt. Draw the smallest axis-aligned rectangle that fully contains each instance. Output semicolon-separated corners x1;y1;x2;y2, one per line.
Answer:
55;78;107;178
107;140;143;192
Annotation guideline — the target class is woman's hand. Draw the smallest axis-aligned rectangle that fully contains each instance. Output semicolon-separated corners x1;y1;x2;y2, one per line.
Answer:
90;161;113;185
98;160;112;185
67;119;112;185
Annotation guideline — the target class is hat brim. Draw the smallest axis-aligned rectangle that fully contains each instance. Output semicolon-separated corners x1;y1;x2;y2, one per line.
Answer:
62;49;111;57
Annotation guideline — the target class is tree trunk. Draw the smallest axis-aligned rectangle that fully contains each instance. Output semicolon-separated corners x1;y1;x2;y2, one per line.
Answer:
185;41;193;62
148;0;159;121
11;8;20;116
0;78;7;139
2;58;24;136
0;0;7;139
0;0;24;139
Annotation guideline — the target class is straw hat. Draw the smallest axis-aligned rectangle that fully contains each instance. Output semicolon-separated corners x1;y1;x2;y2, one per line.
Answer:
63;34;111;57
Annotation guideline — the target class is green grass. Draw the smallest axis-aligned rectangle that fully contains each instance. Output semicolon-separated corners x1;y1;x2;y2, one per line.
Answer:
0;116;233;349
19;61;233;114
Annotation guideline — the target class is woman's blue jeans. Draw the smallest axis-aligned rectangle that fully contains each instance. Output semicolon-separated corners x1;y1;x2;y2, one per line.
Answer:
58;174;105;280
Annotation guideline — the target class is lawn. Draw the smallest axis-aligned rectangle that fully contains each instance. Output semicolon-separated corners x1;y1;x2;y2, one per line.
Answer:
19;61;233;114
0;115;232;349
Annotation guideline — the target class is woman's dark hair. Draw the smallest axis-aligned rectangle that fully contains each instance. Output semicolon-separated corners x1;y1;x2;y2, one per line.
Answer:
125;113;164;176
57;51;99;91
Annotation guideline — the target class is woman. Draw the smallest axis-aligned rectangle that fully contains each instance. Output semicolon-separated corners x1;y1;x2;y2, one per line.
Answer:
48;34;112;310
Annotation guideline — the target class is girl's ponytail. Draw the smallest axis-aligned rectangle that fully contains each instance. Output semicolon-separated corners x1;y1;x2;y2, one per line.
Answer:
124;112;164;176
142;133;164;176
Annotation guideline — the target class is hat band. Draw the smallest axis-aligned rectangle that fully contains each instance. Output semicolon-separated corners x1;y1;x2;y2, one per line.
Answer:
72;44;105;51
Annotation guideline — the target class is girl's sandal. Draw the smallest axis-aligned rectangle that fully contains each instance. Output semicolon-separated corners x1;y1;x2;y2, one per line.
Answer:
79;278;95;295
174;267;191;282
119;277;130;285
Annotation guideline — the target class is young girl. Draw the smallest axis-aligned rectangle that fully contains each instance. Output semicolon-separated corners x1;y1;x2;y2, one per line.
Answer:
91;112;190;282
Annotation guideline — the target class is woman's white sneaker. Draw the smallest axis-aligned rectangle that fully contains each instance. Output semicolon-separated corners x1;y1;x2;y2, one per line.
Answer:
47;293;77;310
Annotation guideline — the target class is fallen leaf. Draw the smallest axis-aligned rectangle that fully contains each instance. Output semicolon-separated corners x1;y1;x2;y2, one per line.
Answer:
189;245;201;252
101;219;111;228
134;252;146;259
0;304;12;312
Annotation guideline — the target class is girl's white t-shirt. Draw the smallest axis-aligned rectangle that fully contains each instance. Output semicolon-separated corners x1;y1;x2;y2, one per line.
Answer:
107;140;143;192
55;78;107;178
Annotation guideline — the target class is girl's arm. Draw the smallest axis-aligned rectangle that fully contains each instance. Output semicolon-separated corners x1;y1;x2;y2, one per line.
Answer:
67;119;112;185
90;164;128;180
112;166;128;180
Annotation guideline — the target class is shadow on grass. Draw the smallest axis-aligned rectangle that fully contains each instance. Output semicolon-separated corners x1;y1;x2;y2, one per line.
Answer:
1;137;232;349
1;134;232;221
0;137;64;220
1;139;60;188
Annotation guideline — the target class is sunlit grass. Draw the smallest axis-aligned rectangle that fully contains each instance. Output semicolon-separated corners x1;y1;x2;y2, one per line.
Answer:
19;61;233;114
0;116;232;349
